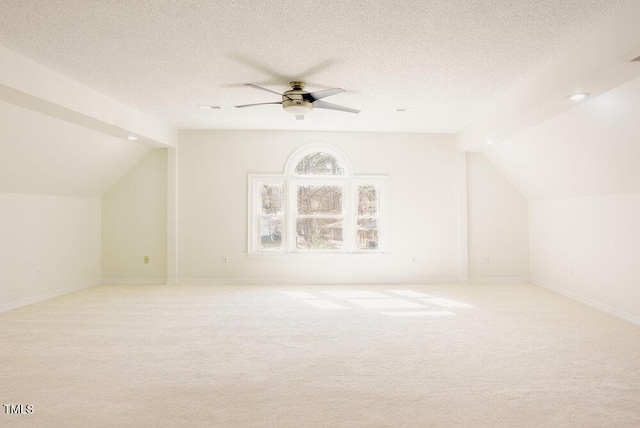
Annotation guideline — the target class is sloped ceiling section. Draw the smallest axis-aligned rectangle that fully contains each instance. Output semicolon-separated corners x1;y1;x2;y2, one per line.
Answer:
458;0;640;152
0;101;148;197
483;76;640;200
0;0;629;133
0;45;177;148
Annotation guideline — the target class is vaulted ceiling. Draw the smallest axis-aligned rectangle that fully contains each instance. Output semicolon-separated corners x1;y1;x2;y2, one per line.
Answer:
485;75;640;200
1;1;639;200
0;0;630;133
0;101;148;197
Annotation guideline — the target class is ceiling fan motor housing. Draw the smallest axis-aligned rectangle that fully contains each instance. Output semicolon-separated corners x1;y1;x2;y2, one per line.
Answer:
282;89;313;114
282;81;313;115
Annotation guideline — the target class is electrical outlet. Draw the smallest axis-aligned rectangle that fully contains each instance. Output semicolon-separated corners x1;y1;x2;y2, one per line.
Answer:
144;256;150;264
480;256;491;265
411;256;417;264
223;257;229;265
569;267;574;276
36;268;43;278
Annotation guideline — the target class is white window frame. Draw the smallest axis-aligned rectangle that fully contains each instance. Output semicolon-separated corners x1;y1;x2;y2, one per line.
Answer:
248;144;389;255
251;178;286;254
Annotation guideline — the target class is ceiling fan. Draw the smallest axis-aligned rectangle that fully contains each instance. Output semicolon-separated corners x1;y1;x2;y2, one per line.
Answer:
234;81;360;120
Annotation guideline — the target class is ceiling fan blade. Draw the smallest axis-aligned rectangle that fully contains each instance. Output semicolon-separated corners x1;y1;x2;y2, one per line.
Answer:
234;102;282;108
244;83;293;100
313;100;360;114
244;83;283;97
308;88;344;101
295;115;305;121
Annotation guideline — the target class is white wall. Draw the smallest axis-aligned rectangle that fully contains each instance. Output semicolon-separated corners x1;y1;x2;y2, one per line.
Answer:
0;99;147;311
102;149;167;282
0;193;101;310
530;194;640;322
482;75;640;323
177;130;460;284
466;152;528;281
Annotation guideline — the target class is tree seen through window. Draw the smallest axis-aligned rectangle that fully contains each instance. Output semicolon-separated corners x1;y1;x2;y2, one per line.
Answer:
295;152;345;175
250;145;387;253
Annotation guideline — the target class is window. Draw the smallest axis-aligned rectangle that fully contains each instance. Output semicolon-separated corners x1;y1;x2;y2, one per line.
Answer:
356;185;379;250
295;184;344;250
258;182;283;251
295;152;345;175
249;144;388;254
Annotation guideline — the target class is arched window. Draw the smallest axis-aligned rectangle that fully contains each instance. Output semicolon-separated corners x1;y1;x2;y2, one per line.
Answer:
248;144;388;254
294;152;345;175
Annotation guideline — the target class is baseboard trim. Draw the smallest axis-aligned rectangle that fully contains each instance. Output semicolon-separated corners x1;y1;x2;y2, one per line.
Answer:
470;277;530;284
0;279;101;314
176;277;460;286
101;278;167;285
531;278;640;327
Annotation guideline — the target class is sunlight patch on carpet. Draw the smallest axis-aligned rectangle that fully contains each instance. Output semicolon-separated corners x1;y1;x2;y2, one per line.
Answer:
301;299;349;309
282;291;317;299
421;297;473;308
347;299;426;309
381;310;456;317
388;290;433;298
322;290;389;299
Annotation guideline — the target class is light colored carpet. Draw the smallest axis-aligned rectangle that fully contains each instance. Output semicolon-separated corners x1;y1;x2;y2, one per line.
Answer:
1;283;640;427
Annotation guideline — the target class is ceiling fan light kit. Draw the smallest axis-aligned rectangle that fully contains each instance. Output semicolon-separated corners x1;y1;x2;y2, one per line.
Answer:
235;81;359;120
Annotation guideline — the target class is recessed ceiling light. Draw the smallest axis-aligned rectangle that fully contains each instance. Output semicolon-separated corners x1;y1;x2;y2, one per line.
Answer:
197;105;221;110
485;139;495;145
127;136;138;141
396;108;418;112
568;92;590;101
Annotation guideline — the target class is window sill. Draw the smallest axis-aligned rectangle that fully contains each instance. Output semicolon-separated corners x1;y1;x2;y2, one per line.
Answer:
247;252;390;261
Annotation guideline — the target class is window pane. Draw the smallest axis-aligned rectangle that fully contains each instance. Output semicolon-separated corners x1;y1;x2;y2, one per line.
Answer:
358;185;377;215
357;218;378;250
295;152;345;175
296;218;344;250
297;185;342;215
260;217;283;250
261;184;283;215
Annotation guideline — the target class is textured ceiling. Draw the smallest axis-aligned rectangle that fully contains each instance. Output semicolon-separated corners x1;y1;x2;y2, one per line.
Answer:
0;101;148;197
484;76;640;200
0;0;628;133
